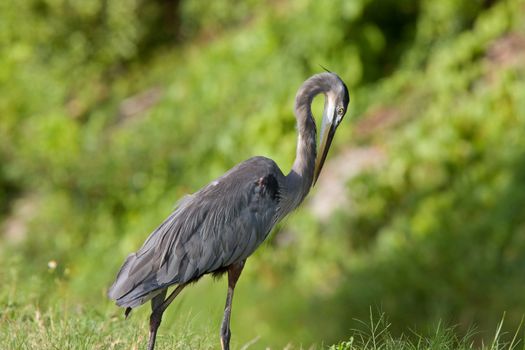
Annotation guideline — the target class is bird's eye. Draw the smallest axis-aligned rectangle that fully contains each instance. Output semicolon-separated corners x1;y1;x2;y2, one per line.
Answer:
337;107;344;116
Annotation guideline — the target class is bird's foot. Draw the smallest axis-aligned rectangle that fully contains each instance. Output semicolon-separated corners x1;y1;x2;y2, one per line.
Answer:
220;327;231;350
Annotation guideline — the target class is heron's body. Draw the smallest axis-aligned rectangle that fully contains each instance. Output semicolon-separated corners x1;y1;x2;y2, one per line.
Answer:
109;157;284;308
109;72;349;350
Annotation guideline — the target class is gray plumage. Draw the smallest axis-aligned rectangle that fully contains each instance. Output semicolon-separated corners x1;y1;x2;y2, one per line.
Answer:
109;157;283;307
108;72;349;350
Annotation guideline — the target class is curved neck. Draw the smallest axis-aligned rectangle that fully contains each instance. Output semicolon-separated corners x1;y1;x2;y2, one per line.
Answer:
281;79;325;214
291;84;320;187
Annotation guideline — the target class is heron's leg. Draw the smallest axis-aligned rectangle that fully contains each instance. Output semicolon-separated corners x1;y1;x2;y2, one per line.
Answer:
220;260;246;350
148;284;186;350
148;289;167;350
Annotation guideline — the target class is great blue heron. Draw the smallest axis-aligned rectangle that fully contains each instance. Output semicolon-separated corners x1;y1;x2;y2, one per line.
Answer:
108;72;349;350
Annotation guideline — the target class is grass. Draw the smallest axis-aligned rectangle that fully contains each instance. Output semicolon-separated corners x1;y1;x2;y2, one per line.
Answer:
1;302;523;350
329;311;525;350
0;303;215;350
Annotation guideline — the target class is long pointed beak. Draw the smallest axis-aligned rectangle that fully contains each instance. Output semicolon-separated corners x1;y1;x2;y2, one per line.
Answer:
313;116;337;186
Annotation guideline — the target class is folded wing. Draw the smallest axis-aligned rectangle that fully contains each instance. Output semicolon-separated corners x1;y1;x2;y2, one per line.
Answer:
108;156;283;308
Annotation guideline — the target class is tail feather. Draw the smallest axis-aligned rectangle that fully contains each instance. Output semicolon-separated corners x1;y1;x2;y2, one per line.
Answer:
109;205;188;308
108;248;165;308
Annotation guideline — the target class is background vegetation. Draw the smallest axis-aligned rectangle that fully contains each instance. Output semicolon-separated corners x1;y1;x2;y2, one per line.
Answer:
1;0;525;348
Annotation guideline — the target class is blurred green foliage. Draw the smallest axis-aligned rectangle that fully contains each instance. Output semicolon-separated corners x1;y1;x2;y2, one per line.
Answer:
1;0;525;348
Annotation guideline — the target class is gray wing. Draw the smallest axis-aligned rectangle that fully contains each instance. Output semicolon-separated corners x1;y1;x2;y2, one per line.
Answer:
108;156;283;308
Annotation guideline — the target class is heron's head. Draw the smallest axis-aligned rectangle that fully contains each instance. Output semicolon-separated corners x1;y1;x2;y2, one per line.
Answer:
313;73;350;185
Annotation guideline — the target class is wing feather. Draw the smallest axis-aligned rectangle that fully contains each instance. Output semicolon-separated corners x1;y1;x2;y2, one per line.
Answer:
108;157;282;308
